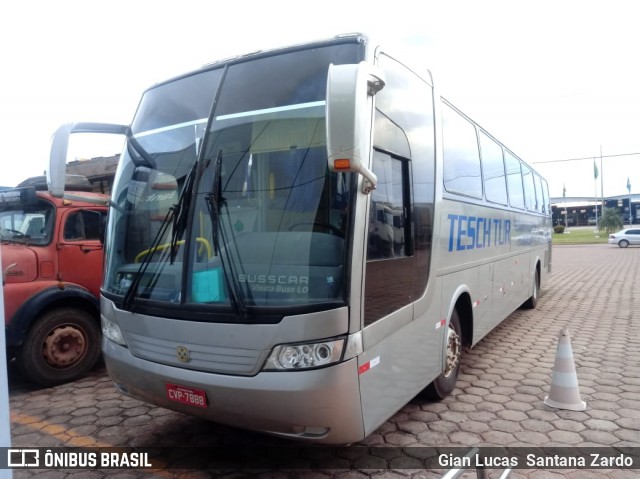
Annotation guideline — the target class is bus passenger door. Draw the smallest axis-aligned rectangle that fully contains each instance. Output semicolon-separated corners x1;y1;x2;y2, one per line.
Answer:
363;151;415;326
359;150;420;435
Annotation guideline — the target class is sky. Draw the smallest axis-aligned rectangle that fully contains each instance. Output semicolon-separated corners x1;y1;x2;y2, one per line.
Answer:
1;0;640;199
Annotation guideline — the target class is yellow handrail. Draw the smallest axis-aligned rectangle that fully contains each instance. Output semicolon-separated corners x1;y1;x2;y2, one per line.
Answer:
134;237;213;263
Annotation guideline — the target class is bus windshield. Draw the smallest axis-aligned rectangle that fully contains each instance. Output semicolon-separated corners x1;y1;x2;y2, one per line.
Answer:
104;43;360;318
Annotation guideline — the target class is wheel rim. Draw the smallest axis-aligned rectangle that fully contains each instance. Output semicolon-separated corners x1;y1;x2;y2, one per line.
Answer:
42;325;87;368
443;324;461;378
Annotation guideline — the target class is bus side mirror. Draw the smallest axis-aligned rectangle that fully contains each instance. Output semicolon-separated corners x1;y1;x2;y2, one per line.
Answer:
326;62;385;194
49;123;74;198
48;122;129;198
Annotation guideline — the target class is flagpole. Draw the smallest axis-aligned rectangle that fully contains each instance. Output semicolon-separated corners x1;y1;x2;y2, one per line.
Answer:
600;146;604;224
594;157;599;229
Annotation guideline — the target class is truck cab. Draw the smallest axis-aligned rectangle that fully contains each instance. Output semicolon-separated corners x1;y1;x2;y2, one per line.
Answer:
2;182;109;386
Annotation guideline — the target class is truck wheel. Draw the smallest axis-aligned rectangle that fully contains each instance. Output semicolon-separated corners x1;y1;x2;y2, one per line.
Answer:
19;307;101;387
423;309;462;400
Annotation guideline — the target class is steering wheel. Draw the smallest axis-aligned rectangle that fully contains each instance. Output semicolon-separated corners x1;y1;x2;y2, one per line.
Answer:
289;222;344;237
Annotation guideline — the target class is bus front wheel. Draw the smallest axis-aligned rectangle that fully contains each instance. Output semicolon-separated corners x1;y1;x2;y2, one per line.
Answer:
424;309;462;400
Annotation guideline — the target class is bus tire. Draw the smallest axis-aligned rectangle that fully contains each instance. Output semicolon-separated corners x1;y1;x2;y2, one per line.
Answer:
19;307;101;387
522;269;539;309
424;309;462;400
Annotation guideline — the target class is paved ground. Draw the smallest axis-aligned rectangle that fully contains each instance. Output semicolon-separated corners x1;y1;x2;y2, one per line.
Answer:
6;244;640;478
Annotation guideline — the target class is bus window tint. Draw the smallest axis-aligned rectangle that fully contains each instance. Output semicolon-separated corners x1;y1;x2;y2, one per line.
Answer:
442;104;482;198
505;151;524;209
542;179;550;214
368;152;407;260
534;173;547;214
479;131;508;205
522;164;537;212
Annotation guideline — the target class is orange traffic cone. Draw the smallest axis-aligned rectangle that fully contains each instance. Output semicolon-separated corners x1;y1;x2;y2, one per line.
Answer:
544;328;586;411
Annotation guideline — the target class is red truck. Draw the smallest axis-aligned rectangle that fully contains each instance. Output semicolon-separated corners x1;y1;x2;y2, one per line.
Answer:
2;181;108;386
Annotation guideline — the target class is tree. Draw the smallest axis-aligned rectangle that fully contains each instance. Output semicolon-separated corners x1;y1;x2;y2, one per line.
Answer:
599;207;623;234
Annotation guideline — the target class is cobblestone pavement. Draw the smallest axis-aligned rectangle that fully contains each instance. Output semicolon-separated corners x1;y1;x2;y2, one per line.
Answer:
7;244;640;478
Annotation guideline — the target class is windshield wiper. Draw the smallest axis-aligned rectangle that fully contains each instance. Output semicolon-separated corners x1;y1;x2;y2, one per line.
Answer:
122;205;175;310
169;160;198;264
122;161;198;310
205;150;247;319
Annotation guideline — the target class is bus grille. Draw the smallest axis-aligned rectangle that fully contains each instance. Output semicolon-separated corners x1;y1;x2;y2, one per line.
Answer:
126;332;263;375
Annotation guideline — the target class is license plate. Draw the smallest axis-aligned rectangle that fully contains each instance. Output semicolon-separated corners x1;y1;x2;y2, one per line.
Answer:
166;383;207;408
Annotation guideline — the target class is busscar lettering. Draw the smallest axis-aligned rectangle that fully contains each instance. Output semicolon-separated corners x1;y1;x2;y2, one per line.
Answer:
238;274;309;285
238;274;310;294
447;214;510;252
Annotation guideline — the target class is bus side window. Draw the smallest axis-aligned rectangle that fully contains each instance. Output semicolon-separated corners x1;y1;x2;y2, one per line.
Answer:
479;130;508;206
505;151;525;209
367;151;409;260
533;173;545;214
522;164;537;212
442;103;482;199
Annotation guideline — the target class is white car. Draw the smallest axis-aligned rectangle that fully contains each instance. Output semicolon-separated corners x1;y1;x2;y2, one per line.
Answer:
608;227;640;248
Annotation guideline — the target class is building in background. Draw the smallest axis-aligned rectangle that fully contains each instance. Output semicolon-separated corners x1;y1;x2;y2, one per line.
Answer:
551;194;640;226
16;155;119;195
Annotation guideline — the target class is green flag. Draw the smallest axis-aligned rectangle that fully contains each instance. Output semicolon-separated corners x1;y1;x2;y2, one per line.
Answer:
628;177;632;193
594;160;599;180
563;184;566;198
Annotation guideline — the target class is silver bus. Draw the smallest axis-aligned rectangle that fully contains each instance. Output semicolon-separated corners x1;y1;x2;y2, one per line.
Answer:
48;33;552;444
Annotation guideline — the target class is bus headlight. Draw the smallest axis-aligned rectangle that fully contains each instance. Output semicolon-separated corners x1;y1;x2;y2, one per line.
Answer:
101;316;127;346
263;338;345;371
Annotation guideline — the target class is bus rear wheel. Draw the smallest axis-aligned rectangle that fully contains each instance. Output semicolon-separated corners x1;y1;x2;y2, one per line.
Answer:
424;309;462;400
19;307;101;387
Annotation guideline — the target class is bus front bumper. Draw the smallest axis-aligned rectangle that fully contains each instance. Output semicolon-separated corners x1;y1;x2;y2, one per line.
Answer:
103;338;365;444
